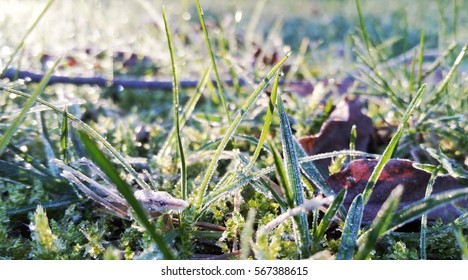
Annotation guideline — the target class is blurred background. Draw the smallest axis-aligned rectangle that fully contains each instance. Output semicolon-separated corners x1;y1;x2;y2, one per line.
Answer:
2;0;467;80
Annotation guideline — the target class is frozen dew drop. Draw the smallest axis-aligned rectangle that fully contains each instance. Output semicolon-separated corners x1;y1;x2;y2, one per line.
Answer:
182;12;191;21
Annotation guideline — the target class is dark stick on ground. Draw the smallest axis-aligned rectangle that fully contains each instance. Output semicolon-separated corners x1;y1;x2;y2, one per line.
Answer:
2;67;358;94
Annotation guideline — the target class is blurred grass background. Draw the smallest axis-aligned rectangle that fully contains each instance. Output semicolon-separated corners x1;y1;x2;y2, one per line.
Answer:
2;0;467;77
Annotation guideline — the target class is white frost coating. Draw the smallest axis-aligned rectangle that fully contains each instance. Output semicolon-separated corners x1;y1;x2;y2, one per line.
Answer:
53;158;188;218
134;189;189;213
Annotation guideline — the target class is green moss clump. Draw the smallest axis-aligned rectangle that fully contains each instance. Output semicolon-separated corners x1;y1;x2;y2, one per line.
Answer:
29;205;63;259
374;223;468;260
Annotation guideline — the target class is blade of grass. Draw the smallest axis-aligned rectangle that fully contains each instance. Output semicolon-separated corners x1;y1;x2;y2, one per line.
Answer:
245;0;267;46
200;150;378;210
157;65;211;161
453;223;468;260
0;160;68;192
270;140;294;207
433;42;468;98
349;125;357;161
218;29;241;95
420;43;457;81
254;177;287;210
6;144;53;177
246;71;280;171
37;111;59;176
355;186;403;260
336;194;364;260
417;32;425;89
196;0;231;123
60;107;69;164
0;87;152;191
163;7;187;200
6;197;80;216
78;130;175;260
453;0;459;41
0;58;60;156
424;147;468;180
362;84;427;204
420;167;440;260
409;49;417;94
258;196;332;235
355;0;400;105
240;208;256;260
388;187;468;232
312;189;346;253
277;97;311;258
0;0;55;78
295;141;348;218
195;52;290;212
436;0;448;50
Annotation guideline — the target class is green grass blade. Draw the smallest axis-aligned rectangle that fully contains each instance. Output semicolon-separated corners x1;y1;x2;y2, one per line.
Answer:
453;0;459;40
5;197;80;216
295;141;348;218
6;143;53;177
453;223;468;260
424;147;468;180
240;208;257;260
294;142;333;197
199;149;379;211
163;7;187;200
349;124;357;161
245;0;267;46
246;71;280;171
336;194;364;260
409;49;417;93
313;189;346;252
195;53;290;212
195;0;231;123
362;84;427;204
270;140;294;207
255;177;288;210
417;32;425;88
0;87;152;191
355;186;403;260
420;167;440;260
389;187;468;231
354;0;400;106
0;58;60;157
434;42;468;98
0;0;55;78
60;107;69;164
355;0;371;60
78;131;175;260
199;164;287;213
277;97;311;258
157;66;211;161
37;111;59;176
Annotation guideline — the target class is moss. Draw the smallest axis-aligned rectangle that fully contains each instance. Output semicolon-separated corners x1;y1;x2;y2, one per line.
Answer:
0;205;30;259
374;223;468;260
218;211;245;253
29;205;63;259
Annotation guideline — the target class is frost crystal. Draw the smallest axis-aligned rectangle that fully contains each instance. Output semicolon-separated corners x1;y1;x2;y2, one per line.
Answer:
134;190;188;213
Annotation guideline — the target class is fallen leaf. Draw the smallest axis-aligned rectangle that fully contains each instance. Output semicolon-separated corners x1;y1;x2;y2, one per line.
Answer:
299;97;374;175
326;159;468;224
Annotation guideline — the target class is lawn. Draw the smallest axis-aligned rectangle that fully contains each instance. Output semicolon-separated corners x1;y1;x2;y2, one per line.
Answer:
0;0;467;260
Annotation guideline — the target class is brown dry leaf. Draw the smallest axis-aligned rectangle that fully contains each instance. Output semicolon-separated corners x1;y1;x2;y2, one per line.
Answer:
299;97;374;175
326;159;468;224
